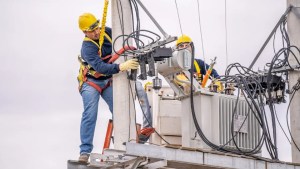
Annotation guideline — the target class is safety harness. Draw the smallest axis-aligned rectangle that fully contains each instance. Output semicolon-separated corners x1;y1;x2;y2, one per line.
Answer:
77;42;136;93
193;60;201;80
77;0;113;94
77;33;112;94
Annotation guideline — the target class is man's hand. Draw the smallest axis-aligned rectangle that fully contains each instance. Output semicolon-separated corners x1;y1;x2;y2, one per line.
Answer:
119;58;139;71
214;80;224;92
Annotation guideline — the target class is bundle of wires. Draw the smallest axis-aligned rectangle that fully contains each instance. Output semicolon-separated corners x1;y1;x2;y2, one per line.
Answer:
189;5;300;160
113;0;163;56
114;1;300;159
189;42;270;158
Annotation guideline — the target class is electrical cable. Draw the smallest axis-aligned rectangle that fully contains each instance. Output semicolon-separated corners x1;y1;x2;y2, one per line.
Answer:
111;0;300;160
196;0;207;72
202;54;294;158
174;0;183;35
248;5;292;70
189;42;266;156
217;6;300;158
224;0;229;68
221;66;279;158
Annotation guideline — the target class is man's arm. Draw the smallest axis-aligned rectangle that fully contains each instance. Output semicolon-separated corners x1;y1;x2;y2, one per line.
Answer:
81;42;120;75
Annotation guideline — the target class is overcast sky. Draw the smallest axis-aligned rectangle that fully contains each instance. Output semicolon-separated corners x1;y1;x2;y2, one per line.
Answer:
0;0;292;169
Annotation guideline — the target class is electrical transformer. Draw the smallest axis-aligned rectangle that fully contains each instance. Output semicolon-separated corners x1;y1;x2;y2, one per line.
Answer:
146;86;261;153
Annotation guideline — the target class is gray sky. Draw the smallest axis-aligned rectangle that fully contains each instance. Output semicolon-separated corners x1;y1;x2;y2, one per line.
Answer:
0;0;292;169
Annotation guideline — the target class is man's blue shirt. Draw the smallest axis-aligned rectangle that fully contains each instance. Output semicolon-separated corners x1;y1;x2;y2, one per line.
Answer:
81;27;120;76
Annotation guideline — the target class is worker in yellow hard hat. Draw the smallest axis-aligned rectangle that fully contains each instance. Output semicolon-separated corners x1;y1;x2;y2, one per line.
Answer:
77;13;139;163
175;35;222;92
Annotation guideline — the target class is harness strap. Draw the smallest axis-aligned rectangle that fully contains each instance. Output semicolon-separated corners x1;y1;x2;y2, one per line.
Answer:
78;46;136;93
194;60;201;78
86;79;111;94
83;32;112;55
104;32;112;44
82;65;112;94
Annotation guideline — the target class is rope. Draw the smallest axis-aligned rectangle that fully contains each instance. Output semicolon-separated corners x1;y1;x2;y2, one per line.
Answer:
174;0;183;35
99;0;109;57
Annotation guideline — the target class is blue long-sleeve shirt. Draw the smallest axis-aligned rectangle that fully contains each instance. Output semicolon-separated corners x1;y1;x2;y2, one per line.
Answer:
81;27;120;78
193;59;219;79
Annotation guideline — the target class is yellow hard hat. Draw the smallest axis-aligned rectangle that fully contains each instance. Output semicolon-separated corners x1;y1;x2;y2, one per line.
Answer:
176;35;192;46
78;13;100;31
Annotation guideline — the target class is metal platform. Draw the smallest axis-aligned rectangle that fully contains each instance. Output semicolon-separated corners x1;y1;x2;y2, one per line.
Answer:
67;142;300;169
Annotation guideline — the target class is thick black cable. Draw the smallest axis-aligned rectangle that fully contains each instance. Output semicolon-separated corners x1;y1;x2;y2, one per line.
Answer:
189;42;266;156
218;60;286;158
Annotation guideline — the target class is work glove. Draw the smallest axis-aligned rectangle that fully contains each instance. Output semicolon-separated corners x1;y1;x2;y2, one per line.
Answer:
119;58;139;71
214;80;224;92
174;73;192;94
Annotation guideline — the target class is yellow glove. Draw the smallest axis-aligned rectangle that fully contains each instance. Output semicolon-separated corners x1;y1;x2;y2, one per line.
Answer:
144;82;153;91
119;58;139;71
215;80;224;92
174;73;189;86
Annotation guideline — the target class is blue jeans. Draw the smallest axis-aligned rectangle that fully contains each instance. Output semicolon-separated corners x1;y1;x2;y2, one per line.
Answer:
79;78;113;155
135;81;152;128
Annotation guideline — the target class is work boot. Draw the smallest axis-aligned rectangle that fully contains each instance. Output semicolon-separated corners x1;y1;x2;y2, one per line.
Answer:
138;134;150;144
78;154;89;163
138;127;155;144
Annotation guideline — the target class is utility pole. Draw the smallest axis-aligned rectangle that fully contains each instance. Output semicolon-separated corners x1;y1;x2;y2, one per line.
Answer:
111;0;136;150
287;0;300;163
